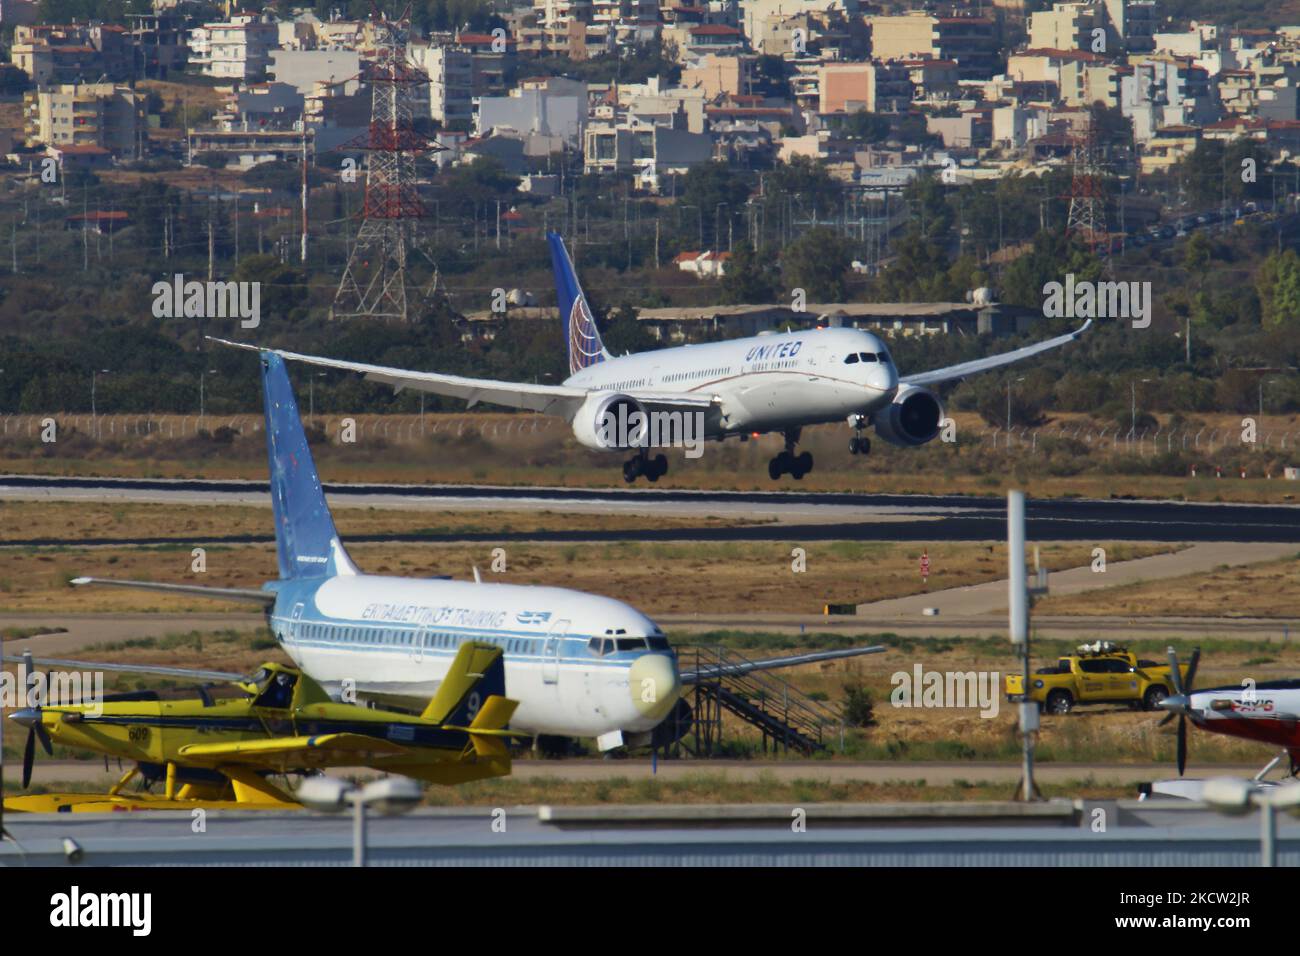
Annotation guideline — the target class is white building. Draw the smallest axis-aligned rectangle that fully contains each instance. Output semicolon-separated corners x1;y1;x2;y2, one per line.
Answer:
189;16;279;81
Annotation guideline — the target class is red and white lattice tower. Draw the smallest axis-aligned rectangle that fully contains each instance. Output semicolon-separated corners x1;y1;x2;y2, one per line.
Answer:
1065;110;1107;252
332;7;440;322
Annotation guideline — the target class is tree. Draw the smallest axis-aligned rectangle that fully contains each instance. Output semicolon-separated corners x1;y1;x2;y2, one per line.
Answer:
781;227;851;302
720;241;779;304
1256;249;1300;328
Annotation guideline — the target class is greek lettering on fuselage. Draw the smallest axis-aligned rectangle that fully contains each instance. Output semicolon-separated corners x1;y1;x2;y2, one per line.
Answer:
744;340;802;363
360;603;509;629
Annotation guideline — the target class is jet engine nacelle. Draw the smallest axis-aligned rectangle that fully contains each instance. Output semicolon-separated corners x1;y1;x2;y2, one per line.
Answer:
873;385;944;447
571;392;649;451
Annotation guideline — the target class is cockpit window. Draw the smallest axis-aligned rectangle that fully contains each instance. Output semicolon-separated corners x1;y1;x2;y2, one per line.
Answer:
615;638;646;652
843;353;859;365
858;352;878;362
588;637;611;656
647;636;671;651
253;671;297;709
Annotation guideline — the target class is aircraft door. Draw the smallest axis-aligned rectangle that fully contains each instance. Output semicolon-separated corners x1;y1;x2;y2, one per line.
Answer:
413;624;428;663
542;620;568;685
289;603;305;644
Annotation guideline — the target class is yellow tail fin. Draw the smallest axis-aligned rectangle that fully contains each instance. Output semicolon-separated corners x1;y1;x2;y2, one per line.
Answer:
468;695;519;757
421;642;506;723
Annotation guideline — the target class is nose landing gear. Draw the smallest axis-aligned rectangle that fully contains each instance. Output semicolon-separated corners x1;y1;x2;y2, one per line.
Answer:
848;414;871;456
768;429;813;480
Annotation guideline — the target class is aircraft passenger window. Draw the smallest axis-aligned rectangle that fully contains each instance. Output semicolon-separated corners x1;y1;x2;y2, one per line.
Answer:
844;354;859;364
859;353;878;362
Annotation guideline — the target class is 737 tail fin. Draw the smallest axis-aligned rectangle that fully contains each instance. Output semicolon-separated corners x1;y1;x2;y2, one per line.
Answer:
421;642;507;726
548;231;610;377
260;351;357;580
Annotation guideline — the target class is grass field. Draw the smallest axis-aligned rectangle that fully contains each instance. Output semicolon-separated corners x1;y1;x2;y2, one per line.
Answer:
4;410;1300;502
0;536;1176;614
4;627;1292;773
1035;552;1300;619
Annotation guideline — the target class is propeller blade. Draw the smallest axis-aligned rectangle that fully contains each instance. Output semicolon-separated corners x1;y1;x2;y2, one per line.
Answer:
22;727;35;789
35;722;53;756
1177;715;1188;776
1159;711;1176;727
1185;648;1200;693
1166;646;1184;695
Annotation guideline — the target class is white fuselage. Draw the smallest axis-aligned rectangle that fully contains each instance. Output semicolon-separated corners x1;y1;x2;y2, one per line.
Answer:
565;327;898;436
268;574;679;740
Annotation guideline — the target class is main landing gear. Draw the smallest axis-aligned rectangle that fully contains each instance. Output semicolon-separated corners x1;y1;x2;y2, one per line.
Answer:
768;429;813;480
848;414;871;456
623;450;668;483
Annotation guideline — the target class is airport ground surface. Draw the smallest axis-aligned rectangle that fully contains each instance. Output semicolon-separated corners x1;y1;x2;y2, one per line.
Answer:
3;475;1300;543
3;476;1300;831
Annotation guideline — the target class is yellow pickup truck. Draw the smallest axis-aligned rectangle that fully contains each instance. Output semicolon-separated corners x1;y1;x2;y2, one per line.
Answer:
1005;644;1188;715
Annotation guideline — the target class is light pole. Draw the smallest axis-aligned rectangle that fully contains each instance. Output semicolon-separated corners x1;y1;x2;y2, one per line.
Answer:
91;368;109;438
1006;376;1025;432
199;368;217;426
296;776;422;867
308;371;326;424
1201;777;1300;867
1130;377;1153;437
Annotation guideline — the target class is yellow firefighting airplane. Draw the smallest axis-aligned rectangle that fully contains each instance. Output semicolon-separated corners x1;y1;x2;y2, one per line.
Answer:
4;643;519;812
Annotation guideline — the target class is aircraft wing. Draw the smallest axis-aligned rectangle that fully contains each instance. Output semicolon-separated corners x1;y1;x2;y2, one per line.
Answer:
210;338;719;418
679;645;886;684
210;337;590;416
179;732;412;763
71;577;275;605
2;654;245;683
900;320;1091;388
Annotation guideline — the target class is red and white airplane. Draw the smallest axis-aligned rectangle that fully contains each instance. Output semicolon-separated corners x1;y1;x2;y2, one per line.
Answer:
1158;647;1300;781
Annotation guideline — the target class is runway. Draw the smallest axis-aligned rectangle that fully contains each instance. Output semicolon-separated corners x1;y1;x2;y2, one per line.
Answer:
5;797;1299;866
3;475;1300;543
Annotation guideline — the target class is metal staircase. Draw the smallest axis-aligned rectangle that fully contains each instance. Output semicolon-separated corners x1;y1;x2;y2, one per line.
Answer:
664;645;844;757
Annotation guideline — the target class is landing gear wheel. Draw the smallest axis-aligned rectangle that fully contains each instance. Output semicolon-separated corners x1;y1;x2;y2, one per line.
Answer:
849;436;871;455
645;454;667;482
623;458;641;483
768;456;783;480
791;451;813;479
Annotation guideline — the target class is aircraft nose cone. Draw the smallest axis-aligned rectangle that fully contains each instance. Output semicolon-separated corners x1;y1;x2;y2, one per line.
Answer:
1159;694;1189;714
629;653;680;721
10;708;40;729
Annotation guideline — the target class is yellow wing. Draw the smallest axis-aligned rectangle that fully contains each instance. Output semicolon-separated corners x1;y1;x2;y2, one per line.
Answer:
179;733;412;763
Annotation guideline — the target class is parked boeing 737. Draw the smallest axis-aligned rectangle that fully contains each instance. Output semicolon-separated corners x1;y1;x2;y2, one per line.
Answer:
24;350;884;751
213;232;1090;482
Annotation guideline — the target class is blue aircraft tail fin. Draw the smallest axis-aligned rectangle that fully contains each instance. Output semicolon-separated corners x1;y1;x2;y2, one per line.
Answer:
548;231;610;376
259;351;357;580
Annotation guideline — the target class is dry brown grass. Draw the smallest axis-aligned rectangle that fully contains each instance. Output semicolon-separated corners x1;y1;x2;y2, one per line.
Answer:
4;410;1300;503
0;539;1175;614
0;500;763;544
1038;552;1300;619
